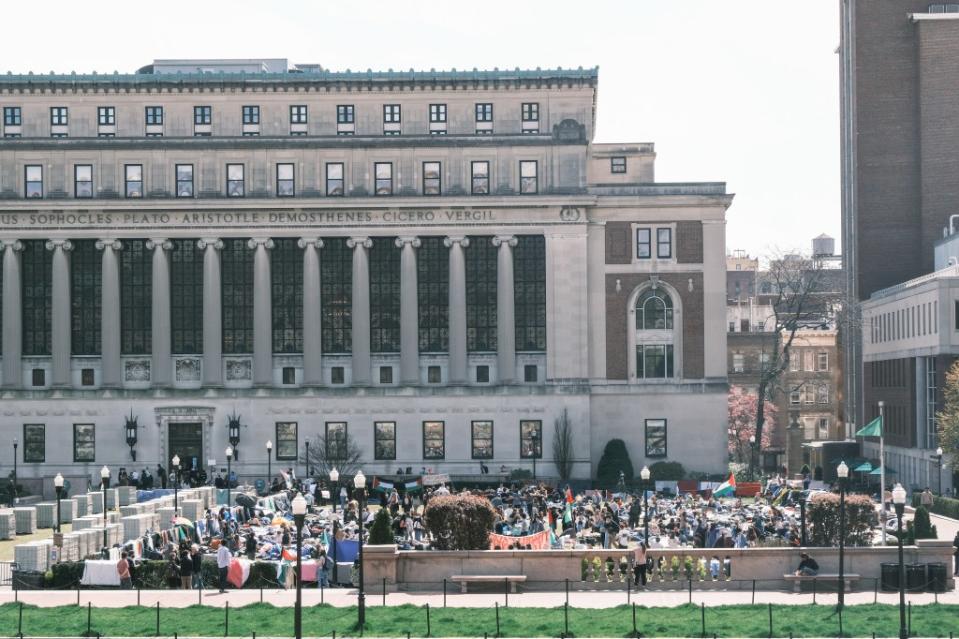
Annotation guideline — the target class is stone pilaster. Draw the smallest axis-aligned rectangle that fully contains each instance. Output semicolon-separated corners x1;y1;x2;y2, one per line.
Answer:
395;237;421;385
444;236;470;384
198;238;224;386
96;239;123;388
46;239;74;388
298;237;324;386
1;240;23;389
248;238;275;387
493;235;518;384
347;237;373;386
146;238;173;387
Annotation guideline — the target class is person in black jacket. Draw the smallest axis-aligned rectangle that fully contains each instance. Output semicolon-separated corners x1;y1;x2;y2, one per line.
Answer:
794;552;819;576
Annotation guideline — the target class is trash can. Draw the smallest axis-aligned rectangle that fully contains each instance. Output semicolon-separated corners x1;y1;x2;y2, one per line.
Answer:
926;562;947;593
906;563;926;592
880;562;900;591
12;570;44;590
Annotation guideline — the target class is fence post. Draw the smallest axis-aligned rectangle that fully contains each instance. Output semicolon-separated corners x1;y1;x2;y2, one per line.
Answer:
504;577;509;607
260;587;264;603
137;586;141;606
19;601;24;637
495;601;501;638
627;575;631;604
908;601;912;637
752;580;756;605
426;602;431;637
225;600;230;637
688;578;692;604
838;605;843;638
199;585;202;605
812;577;816;604
632;602;638;638
87;601;92;636
77;582;80;606
443;578;447;608
321;580;324;605
155;601;160;637
874;578;878;604
565;578;570;607
383;577;387;606
768;603;773;639
564;601;569;638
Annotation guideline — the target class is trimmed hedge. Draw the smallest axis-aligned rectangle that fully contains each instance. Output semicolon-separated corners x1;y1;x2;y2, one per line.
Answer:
807;492;874;546
424;494;496;550
912;494;959;520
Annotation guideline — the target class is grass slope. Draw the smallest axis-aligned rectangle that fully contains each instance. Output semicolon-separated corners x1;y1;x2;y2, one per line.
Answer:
1;602;956;637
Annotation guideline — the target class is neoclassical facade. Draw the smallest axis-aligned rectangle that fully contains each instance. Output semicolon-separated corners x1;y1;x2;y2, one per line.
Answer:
0;59;731;496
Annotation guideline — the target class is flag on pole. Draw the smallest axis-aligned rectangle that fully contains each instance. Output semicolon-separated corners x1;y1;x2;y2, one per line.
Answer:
855;416;882;437
371;477;394;492
562;502;573;526
404;478;423;492
713;472;736;498
565;486;574;504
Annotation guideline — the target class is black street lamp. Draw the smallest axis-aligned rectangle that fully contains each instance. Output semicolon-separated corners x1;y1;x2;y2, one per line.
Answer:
935;447;944;496
228;413;241;461
354;470;367;627
292;493;307;639
640;465;651;543
330;467;339;514
266;440;273;492
125;412;138;462
749;434;757;481
100;465;110;553
530;430;539;481
225;446;234;507
172;454;180;517
54;472;64;534
836;461;849;610
892;483;908;639
12;438;18;504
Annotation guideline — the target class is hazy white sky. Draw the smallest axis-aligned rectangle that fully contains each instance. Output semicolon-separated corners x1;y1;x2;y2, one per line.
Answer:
2;0;840;259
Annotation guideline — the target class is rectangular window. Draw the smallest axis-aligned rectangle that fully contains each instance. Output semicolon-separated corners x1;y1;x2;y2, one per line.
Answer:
789;352;800;372
817;384;829;404
471;420;493;459
611;157;627;173
524;364;538;382
50;106;68;126
374;162;392;196
241;105;260;125
4;106;22;126
520;420;542;459
282;367;295;385
383;104;401;123
124;164;143;198
379;366;393;384
227;164;245;197
645;419;667;457
276;163;295;197
475;103;493;122
427;365;441;383
194;106;212;125
325;422;347;459
817;352;829;371
636;228;651;259
423;421;445;459
804;350;814;372
23;424;45;463
275;422;298;460
790;390;801;405
657;228;672;259
290;105;308;124
519;160;538;194
636;344;674;378
337;105;355;124
521;102;539;122
326;163;344;196
476;365;490;383
331;366;345;384
423;161;441;196
73;423;95;463
733;353;744;373
74;165;93;198
818;417;829;436
471;161;490;195
429;103;447;123
31;368;45;386
374;421;396;460
81;368;95;386
25;165;43;198
176;164;194;198
145;106;163;125
97;106;115;126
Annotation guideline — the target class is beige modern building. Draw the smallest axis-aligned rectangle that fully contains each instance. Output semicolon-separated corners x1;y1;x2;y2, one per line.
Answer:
0;59;732;495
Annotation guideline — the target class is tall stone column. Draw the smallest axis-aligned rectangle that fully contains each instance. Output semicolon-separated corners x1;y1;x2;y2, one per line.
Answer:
46;239;73;388
96;239;122;388
248;238;275;387
147;238;173;387
347;237;372;386
1;240;23;389
444;236;470;384
395;237;421;385
198;238;224;387
493;235;518;384
298;238;324;386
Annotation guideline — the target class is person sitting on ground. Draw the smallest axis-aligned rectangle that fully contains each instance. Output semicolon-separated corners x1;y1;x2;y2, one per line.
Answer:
794;552;819;576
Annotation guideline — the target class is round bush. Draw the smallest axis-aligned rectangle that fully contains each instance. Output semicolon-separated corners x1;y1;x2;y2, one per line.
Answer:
424;494;496;550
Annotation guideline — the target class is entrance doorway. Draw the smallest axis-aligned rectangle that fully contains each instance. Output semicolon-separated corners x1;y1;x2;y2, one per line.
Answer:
169;422;203;478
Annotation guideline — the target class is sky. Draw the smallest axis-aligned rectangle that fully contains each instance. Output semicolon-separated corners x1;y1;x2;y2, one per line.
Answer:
0;0;841;259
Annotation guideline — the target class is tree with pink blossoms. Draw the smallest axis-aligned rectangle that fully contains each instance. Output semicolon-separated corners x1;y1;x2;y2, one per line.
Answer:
728;385;776;466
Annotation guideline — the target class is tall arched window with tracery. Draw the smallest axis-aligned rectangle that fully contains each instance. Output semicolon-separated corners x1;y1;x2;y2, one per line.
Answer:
629;284;681;380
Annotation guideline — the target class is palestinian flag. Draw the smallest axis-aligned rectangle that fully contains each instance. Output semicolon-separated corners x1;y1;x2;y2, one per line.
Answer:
565;486;574;504
404;478;423;492
372;477;394;492
562;502;573;526
713;472;736;498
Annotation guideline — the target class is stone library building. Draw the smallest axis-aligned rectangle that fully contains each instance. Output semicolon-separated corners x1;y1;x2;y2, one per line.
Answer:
0;58;732;496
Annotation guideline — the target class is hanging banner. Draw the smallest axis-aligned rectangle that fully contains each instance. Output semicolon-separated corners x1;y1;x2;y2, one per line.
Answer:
489;529;550;550
421;473;451;486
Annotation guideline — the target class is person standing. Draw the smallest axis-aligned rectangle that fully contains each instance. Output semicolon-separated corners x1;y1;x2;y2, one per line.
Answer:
191;545;204;589
217;537;232;593
633;542;648;586
179;544;193;590
117;552;133;589
920;487;934;509
953;531;959;576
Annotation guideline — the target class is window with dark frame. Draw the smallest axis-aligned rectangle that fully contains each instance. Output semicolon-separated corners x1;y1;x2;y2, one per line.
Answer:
475;103;493;122
81;368;95;386
379;366;393;384
276;163;295;197
519;160;538;194
221;238;254;354
337;105;355;124
611;157;626;173
194;105;212;125
275;422;298;460
227;164;245;197
520;420;542;458
429;104;447;123
97;106;115;126
176;164;194;198
282;367;295;385
73;423;95;463
321;238;352;353
119;240;151;355
524;364;538;382
471;161;489;195
170;239;203;355
374;421;396;460
383;104;401;123
656;228;672;259
25;165;43;198
242;105;260;125
271;238;303;353
418;237;449;352
427;365;441;383
31;369;45;386
4;106;22;126
145;106;163;125
423;421;445;459
423;161;441;195
74;165;93;198
290;105;308;124
636;228;651;259
476;365;490;383
470;420;494;459
369;238;401;353
374;162;392;195
23;424;45;463
644;419;667;457
325;422;347;459
22;240;52;357
124;164;143;198
466;235;497;352
331;366;345;384
50;106;68;126
514;235;547;351
71;240;101;356
521;102;539;122
326;163;344;196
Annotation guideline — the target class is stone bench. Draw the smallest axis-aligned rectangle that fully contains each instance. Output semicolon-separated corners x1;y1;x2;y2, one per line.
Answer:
783;573;860;593
450;574;527;593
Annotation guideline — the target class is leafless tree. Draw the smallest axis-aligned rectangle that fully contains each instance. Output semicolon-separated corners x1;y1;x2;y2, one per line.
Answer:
301;428;363;480
552;408;575;482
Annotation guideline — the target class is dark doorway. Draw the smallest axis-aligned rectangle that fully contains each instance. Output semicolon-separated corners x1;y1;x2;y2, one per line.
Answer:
169;422;203;475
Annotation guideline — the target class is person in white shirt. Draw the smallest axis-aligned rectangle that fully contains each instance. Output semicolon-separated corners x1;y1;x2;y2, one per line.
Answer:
216;539;232;593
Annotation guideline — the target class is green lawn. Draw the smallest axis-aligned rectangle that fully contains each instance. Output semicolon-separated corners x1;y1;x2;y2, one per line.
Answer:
1;603;956;637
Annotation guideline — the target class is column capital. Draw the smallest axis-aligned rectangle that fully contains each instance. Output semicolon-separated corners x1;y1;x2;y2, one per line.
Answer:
492;235;518;248
247;238;275;250
1;240;23;252
347;237;373;249
197;238;224;250
444;236;470;248
395;236;421;249
95;239;123;251
297;237;325;249
146;238;173;251
45;239;73;252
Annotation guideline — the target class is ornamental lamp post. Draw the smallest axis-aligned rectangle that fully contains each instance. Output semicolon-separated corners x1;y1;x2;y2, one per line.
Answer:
125;415;138;462
935;446;944;496
54;472;64;535
354;470;367;627
291;493;307;639
836;461;849;610
266;440;273;493
171;454;180;517
330;467;340;513
530;430;539;482
892;483;908;639
225;446;234;507
749;434;757;481
100;465;110;553
640;465;651;543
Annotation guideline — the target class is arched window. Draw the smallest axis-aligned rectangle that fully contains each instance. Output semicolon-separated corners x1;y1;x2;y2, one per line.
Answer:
636;289;673;330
